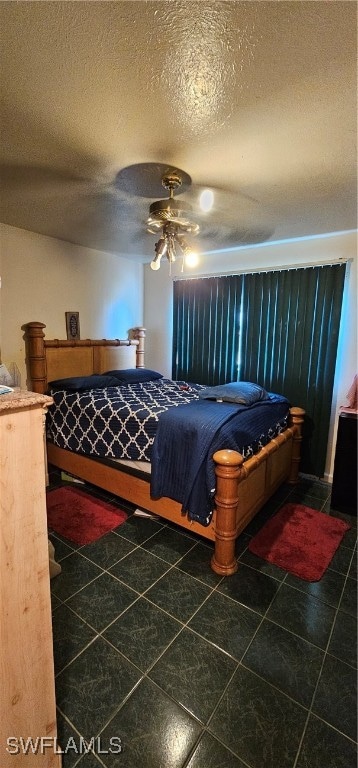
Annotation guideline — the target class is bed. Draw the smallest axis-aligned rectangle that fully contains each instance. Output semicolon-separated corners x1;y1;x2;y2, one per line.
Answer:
24;321;305;576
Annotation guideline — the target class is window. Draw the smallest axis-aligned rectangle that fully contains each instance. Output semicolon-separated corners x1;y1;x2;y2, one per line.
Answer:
173;264;346;476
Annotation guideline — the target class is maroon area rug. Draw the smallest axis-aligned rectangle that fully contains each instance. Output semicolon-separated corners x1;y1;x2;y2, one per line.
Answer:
248;503;351;581
46;486;127;545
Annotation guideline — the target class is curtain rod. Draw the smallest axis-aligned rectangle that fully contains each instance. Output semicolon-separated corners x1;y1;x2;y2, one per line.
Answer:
173;258;352;281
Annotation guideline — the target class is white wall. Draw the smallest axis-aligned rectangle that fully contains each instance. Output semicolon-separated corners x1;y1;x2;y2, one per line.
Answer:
144;230;357;481
0;223;144;388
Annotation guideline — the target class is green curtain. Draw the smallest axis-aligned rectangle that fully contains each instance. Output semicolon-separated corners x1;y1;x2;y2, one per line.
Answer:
172;275;242;384
239;264;346;475
172;263;346;477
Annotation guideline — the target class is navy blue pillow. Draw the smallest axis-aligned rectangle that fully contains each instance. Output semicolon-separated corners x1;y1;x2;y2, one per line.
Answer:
104;368;163;383
48;374;120;392
198;381;268;405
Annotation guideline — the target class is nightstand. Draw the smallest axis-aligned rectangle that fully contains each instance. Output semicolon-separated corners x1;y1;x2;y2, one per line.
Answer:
331;411;357;516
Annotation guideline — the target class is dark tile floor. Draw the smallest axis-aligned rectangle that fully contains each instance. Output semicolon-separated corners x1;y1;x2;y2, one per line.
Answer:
48;471;357;768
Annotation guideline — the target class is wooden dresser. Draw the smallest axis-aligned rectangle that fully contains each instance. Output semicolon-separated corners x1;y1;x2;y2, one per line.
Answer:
0;390;61;767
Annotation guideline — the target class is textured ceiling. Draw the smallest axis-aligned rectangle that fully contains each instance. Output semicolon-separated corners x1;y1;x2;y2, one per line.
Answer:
0;1;357;261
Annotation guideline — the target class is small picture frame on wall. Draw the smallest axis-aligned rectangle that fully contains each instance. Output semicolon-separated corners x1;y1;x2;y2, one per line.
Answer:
65;312;80;340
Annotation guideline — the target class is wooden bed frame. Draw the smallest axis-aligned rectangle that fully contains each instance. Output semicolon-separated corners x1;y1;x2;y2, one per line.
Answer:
24;322;305;576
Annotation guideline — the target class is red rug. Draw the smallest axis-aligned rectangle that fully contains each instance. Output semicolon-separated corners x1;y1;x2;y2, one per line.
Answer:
248;503;351;581
46;486;128;545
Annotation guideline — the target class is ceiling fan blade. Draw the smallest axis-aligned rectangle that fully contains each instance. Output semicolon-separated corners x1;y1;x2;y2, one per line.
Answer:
0;163;97;202
196;222;274;250
182;184;274;246
187;182;260;209
113;162;192;198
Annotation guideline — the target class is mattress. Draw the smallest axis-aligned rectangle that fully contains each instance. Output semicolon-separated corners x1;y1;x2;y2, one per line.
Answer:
47;379;204;461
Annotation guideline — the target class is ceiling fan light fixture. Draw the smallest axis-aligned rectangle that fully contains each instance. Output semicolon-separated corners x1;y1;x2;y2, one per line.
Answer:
147;171;200;272
184;249;199;268
155;236;168;258
150;255;161;271
175;234;199;268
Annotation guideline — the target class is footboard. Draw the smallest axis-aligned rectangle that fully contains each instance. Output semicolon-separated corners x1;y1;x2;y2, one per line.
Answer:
211;407;305;575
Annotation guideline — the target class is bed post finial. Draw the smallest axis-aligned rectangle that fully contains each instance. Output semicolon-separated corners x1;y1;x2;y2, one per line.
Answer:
23;322;47;393
130;327;146;368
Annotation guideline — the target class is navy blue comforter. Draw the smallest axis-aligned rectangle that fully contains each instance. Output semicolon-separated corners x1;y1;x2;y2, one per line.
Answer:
150;395;289;525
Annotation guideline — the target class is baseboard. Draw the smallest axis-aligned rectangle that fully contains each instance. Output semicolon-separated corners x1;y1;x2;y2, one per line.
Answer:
299;471;333;485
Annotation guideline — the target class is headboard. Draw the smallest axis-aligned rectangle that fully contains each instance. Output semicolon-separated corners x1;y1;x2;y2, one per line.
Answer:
23;322;146;394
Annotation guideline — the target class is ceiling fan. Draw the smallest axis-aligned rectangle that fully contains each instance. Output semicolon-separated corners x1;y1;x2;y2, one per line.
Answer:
142;169;200;271
0;159;274;263
112;162;274;270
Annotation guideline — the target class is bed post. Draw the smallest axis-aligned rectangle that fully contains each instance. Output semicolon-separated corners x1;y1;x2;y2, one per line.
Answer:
211;449;244;576
23;321;47;394
130;327;146;368
288;407;305;484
